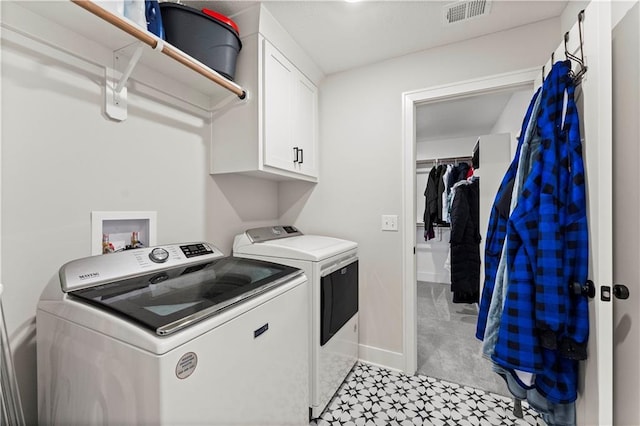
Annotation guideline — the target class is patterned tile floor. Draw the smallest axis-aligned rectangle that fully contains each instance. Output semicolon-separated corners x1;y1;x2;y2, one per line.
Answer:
311;363;544;426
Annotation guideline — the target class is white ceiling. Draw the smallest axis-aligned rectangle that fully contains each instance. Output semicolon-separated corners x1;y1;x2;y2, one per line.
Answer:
185;1;565;140
185;1;568;75
416;90;516;140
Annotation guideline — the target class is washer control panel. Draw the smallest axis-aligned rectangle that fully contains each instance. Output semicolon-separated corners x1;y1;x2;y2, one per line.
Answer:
180;243;214;258
60;242;224;292
245;226;302;243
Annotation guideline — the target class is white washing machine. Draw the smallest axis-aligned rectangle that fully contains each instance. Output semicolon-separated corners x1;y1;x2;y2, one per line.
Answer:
233;226;358;418
37;242;309;425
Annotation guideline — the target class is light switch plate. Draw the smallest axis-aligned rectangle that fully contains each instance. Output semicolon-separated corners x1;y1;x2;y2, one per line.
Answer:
382;215;398;231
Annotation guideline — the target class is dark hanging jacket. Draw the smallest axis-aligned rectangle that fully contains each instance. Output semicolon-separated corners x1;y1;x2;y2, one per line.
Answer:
450;162;470;188
436;164;446;224
423;167;439;240
449;178;481;303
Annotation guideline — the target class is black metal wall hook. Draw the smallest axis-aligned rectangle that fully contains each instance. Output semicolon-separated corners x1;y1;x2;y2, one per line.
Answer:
564;10;587;84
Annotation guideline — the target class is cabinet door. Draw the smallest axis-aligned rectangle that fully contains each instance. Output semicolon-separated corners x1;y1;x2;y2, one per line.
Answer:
293;74;318;177
263;40;296;173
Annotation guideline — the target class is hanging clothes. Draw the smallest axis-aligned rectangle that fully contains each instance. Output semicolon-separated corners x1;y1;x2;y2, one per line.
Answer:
476;61;589;426
424;161;473;241
449;177;480;303
436;164;447;224
465;166;475;179
472;141;480;169
481;85;543;359
441;164;453;223
423;164;449;240
450;162;470;186
423;166;440;240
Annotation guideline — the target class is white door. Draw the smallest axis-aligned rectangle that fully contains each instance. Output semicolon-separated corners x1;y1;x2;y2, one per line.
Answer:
540;2;614;424
611;3;640;424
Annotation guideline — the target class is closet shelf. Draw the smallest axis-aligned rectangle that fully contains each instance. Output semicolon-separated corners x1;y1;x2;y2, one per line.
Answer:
17;0;246;102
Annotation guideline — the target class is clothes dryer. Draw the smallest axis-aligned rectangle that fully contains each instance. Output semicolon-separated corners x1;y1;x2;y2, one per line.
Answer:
233;226;358;418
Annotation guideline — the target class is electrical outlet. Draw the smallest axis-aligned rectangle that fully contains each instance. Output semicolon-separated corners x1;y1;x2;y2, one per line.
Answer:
382;215;398;231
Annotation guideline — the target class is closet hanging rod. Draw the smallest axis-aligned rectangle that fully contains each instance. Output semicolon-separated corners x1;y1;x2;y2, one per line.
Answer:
71;0;247;99
416;156;472;166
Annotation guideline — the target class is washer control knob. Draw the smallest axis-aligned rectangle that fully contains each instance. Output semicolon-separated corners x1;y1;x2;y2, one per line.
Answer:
149;247;169;263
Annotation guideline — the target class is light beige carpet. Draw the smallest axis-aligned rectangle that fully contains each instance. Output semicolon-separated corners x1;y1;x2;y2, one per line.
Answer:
417;281;509;396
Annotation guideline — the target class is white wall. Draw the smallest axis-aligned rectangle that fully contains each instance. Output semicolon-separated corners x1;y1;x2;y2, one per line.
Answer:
1;13;278;425
490;89;532;156
416;227;451;283
280;18;560;364
416;136;477;159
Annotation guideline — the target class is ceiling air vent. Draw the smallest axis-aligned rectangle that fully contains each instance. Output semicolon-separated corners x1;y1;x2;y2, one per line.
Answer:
443;0;492;25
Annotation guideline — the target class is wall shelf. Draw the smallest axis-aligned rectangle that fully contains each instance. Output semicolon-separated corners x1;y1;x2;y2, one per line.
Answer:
12;0;247;113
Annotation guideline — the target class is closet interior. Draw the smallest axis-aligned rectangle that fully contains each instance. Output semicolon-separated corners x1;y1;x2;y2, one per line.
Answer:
414;88;531;395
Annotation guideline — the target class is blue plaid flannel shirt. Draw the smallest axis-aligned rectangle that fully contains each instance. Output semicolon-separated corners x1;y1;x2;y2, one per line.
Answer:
491;61;589;404
476;88;541;341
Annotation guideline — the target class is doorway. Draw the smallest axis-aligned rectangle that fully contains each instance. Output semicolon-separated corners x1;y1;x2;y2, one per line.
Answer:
401;68;539;382
416;128;512;396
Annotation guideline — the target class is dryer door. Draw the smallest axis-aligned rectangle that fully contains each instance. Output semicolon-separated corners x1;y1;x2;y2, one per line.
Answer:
320;259;358;346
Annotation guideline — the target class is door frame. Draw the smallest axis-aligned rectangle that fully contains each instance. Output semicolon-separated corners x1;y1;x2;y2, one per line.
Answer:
400;67;538;375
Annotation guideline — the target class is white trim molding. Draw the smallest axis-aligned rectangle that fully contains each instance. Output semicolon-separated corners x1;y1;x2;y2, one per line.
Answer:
358;344;404;372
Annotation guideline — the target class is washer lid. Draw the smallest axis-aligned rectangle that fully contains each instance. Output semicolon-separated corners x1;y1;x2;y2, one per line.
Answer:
235;234;357;261
68;257;302;336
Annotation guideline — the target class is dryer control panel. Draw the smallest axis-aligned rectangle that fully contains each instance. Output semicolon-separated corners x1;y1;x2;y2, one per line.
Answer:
245;226;303;243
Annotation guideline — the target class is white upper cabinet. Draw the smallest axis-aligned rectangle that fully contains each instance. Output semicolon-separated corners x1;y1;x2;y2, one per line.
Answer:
210;5;322;182
263;40;318;178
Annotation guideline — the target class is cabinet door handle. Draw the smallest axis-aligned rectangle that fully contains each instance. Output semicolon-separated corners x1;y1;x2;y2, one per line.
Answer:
299;148;304;164
293;147;299;163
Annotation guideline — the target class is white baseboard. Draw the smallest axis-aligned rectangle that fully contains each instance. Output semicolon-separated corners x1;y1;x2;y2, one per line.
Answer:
358;343;404;372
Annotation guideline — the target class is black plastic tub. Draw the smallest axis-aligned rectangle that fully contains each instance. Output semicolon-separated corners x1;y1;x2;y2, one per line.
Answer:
159;3;242;81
